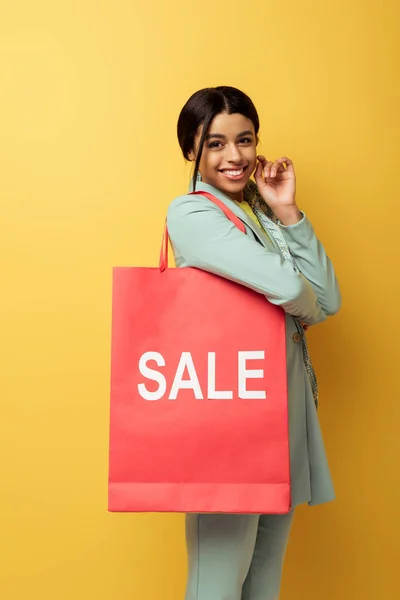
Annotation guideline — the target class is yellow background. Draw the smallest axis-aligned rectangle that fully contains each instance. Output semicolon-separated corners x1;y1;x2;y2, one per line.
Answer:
1;1;399;598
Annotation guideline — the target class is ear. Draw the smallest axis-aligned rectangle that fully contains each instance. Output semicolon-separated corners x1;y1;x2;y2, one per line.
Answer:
188;149;195;161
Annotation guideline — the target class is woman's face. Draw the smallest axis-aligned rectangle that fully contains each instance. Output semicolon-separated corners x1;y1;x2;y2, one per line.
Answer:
189;112;258;202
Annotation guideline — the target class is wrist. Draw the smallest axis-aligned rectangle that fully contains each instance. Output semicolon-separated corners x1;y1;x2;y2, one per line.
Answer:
275;206;302;226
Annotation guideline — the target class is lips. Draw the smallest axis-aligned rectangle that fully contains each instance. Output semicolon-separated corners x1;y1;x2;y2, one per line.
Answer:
219;165;248;180
219;166;248;173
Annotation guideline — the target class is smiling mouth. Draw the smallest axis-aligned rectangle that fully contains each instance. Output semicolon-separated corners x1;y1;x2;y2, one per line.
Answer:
218;165;249;180
219;166;248;175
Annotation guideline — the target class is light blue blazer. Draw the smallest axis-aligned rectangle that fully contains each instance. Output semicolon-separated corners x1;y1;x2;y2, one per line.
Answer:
167;179;341;508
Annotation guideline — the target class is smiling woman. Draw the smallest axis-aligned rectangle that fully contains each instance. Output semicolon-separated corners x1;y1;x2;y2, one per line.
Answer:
166;85;342;600
188;112;257;201
177;87;260;202
203;127;255;181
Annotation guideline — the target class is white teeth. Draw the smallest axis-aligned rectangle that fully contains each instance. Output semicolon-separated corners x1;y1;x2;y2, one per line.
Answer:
223;169;244;175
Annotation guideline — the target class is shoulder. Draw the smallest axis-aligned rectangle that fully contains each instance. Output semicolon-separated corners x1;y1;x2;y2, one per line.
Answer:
168;192;215;214
166;192;239;252
167;192;222;227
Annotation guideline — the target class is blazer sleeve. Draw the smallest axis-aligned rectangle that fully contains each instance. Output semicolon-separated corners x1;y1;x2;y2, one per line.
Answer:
167;194;328;325
279;213;342;316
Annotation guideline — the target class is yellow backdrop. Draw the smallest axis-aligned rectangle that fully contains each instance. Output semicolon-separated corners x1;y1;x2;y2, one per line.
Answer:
1;1;399;598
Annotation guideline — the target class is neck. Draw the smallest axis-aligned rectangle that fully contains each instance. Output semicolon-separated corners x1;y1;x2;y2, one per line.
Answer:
225;189;244;203
190;174;246;203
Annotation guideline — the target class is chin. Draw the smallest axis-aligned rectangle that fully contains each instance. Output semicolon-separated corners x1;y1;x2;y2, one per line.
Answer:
218;176;250;190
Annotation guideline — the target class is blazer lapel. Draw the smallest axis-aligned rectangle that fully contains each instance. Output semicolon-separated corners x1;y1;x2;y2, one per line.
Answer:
190;181;278;251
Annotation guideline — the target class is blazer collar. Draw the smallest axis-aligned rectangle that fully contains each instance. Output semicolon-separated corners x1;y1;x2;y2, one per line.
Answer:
188;179;274;250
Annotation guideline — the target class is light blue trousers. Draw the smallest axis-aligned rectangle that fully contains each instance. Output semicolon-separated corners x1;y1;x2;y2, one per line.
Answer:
184;510;295;600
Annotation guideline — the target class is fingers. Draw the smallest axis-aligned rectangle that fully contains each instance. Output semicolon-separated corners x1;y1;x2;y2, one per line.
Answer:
253;160;266;185
257;155;273;179
270;157;294;177
257;155;294;178
256;160;273;183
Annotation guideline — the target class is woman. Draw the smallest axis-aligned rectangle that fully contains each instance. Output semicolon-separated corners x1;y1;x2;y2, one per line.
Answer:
167;86;341;600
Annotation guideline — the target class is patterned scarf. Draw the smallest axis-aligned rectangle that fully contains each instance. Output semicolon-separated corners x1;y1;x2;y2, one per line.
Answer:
191;173;319;408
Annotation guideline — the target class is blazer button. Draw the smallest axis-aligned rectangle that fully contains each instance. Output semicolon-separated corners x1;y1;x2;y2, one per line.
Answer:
292;332;302;343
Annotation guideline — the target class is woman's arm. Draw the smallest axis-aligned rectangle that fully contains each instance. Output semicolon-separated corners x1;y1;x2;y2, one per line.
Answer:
278;213;342;316
167;194;327;325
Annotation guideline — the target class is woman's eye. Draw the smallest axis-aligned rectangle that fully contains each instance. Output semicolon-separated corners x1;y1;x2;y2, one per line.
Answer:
208;138;252;149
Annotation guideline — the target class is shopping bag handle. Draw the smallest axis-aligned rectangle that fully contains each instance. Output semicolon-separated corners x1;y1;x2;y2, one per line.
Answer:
160;191;247;272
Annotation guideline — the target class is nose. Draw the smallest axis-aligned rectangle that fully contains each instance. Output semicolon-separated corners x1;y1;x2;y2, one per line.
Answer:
225;143;242;163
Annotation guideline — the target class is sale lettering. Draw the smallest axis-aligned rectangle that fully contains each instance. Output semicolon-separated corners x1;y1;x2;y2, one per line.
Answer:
137;351;267;401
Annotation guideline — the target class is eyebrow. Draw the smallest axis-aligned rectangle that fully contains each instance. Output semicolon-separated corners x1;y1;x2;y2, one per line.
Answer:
205;130;254;140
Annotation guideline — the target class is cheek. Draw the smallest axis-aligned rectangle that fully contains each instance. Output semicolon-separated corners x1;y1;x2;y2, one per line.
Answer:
246;149;257;170
200;151;219;171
